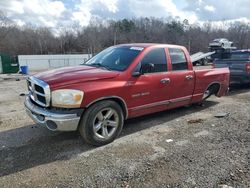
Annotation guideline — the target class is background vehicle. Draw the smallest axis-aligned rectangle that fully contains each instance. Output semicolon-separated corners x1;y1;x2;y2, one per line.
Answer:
24;44;230;146
213;50;250;84
209;38;233;49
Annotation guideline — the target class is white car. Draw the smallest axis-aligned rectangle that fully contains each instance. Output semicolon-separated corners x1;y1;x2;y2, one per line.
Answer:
209;38;233;48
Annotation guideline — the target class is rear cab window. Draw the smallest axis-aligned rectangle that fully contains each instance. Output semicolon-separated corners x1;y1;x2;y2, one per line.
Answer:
169;48;188;71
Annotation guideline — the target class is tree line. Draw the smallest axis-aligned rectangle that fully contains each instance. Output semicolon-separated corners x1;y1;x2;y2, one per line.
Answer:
1;11;250;56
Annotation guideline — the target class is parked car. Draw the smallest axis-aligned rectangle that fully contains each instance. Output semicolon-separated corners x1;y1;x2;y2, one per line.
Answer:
24;44;230;146
209;38;233;49
213;49;250;84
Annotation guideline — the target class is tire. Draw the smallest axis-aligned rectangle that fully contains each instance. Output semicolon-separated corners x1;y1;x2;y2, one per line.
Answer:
202;89;211;100
79;100;124;146
202;85;220;100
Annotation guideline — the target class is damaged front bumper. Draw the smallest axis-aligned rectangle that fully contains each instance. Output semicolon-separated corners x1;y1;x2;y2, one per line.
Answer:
24;97;83;131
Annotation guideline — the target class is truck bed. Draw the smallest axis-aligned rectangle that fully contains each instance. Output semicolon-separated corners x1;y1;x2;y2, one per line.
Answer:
193;64;213;70
192;67;230;103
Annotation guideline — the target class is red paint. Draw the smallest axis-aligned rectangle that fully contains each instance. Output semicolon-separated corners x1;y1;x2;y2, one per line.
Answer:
246;62;250;72
34;44;230;119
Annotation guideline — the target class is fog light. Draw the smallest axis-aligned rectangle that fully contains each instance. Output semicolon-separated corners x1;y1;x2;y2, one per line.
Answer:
46;120;57;130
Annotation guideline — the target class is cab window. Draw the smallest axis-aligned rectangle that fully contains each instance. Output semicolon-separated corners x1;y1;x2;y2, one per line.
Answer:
169;48;188;71
140;48;167;73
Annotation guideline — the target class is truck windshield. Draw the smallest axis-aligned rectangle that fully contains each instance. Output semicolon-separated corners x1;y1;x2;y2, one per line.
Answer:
85;46;142;71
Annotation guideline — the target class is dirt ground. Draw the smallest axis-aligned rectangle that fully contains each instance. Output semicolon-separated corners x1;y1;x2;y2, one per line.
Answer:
0;75;249;188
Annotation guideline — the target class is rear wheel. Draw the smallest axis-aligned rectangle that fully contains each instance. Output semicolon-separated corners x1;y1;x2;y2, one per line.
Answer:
202;84;220;100
79;100;124;146
202;89;211;100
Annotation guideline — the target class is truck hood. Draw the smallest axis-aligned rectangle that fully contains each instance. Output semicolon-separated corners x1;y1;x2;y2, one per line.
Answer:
34;65;119;89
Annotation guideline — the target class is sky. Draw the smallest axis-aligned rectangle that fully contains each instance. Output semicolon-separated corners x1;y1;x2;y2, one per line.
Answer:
0;0;249;29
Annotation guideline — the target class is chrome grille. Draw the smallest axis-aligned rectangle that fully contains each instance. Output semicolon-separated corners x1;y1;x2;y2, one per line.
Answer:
27;76;50;107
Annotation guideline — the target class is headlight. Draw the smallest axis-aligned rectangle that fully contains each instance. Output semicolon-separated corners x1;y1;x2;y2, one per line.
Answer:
52;89;84;108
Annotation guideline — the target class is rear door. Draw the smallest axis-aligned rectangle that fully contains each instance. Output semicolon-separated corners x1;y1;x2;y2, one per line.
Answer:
166;48;195;107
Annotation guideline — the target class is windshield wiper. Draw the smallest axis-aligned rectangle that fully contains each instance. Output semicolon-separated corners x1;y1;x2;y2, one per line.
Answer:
91;63;112;71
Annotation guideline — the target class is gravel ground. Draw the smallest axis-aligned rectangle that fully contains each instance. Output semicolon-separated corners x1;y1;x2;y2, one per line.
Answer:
0;77;249;188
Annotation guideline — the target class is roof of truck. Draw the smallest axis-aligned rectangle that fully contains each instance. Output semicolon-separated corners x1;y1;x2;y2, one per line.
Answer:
115;43;185;49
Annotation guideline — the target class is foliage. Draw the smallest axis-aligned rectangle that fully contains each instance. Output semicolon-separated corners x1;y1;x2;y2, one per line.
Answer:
1;12;250;55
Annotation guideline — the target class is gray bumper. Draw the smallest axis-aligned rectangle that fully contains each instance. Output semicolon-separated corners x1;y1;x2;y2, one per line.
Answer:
24;97;83;131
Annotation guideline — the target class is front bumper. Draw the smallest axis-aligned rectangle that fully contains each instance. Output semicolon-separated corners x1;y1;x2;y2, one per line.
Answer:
24;97;83;131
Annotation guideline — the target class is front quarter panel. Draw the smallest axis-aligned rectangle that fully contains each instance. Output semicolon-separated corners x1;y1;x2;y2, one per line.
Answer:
81;79;128;107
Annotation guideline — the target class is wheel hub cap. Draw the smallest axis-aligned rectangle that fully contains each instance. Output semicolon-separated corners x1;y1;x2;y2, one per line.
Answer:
93;108;119;140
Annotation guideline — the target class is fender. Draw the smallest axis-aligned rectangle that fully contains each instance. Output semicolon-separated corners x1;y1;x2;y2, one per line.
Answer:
205;81;221;96
86;96;129;119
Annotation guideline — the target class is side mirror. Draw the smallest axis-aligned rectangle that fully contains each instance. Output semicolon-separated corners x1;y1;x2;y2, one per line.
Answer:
141;63;154;74
132;63;155;77
132;71;141;77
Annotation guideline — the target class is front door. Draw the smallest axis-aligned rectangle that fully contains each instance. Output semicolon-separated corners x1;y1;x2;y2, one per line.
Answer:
126;48;171;117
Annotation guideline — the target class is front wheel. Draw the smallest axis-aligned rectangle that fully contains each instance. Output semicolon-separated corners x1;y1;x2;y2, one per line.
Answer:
79;100;124;146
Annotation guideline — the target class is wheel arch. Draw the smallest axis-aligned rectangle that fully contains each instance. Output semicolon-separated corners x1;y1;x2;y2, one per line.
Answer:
206;82;221;95
85;96;128;119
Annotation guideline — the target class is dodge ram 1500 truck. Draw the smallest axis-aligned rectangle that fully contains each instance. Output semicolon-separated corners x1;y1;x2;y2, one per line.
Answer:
25;44;230;146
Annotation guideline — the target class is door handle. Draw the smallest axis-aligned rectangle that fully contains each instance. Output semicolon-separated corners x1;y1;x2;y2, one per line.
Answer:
185;75;193;80
160;78;171;84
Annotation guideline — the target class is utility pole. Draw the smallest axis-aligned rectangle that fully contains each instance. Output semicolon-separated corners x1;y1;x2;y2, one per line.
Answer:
114;23;118;45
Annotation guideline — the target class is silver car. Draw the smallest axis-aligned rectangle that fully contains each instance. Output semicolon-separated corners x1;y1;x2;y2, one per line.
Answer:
209;38;233;48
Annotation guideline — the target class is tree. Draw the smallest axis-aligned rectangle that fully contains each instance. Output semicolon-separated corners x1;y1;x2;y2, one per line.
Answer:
0;13;250;55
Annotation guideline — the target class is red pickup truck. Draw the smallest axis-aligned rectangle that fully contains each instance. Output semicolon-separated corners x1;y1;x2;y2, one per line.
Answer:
25;44;229;146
